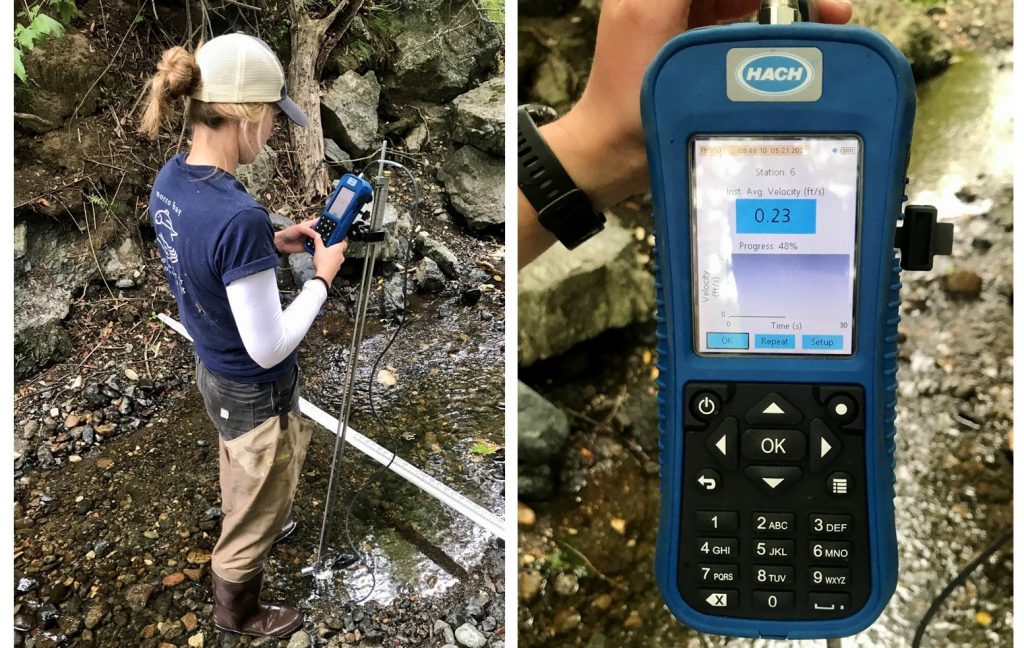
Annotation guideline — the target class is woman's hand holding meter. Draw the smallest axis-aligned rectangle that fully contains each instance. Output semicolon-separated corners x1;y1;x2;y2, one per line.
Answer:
311;231;348;285
274;218;320;254
533;0;854;218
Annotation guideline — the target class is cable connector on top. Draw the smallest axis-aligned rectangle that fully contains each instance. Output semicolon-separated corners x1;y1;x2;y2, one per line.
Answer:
758;0;817;24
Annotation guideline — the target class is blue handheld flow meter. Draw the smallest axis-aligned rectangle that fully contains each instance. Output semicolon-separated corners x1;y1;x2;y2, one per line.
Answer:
640;0;951;639
305;173;374;254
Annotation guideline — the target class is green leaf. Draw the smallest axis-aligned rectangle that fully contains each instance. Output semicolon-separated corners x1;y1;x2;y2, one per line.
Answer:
15;24;38;50
469;441;498;456
14;47;26;83
32;14;65;38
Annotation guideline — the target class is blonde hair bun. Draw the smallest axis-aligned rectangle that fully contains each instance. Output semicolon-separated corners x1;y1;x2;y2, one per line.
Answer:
157;46;201;99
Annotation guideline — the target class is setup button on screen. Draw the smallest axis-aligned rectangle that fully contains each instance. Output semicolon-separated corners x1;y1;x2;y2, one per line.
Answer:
707;333;750;350
802;335;844;351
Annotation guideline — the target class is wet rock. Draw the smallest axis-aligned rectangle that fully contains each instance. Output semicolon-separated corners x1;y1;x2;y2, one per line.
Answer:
518;464;555;501
452;78;504;155
236;146;278;197
382;274;408;318
944;269;983;298
454;623;486;648
553;572;579;596
287;631;311;648
36;445;55;467
854;4;951;80
434;619;455;645
161;620;184;639
17;577;39;594
415;232;459;278
518;382;570;463
125;582;155;611
288;253;317;289
416;257;446;293
384;0;501;103
36;603;59;630
519;216;655;365
460;287;483;307
552;608;581;634
438;146;504;232
81;425;95;445
84;604;106;629
322;71;381;157
518;502;537;527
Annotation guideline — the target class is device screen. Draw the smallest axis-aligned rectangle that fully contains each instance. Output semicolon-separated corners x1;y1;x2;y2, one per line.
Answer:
691;137;860;356
328;187;356;217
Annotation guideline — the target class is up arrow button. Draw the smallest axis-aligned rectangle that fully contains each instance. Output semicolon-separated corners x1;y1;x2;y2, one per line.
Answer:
746;393;803;425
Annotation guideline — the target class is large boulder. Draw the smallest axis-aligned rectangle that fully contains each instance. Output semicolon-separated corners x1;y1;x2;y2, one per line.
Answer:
518;216;655;366
14;215;145;378
438;146;504;232
14;30;107;134
322;71;381;157
452;77;504;156
235;146;278;198
383;0;501;103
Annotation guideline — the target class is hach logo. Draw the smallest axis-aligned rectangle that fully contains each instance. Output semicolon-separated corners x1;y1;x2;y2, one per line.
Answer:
737;53;814;96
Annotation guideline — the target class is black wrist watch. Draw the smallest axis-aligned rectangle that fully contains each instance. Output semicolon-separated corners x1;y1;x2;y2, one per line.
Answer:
517;107;605;250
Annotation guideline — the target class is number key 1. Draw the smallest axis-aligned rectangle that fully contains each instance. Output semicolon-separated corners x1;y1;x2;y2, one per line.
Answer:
696;511;738;533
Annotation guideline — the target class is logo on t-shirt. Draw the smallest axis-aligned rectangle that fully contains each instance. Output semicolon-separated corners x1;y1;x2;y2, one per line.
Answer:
152;193;186;297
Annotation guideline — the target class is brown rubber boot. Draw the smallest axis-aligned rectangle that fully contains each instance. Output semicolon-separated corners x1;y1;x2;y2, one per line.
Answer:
211;571;303;638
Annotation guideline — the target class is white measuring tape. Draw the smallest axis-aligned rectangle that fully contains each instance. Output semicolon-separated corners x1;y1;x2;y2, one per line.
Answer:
157;313;505;539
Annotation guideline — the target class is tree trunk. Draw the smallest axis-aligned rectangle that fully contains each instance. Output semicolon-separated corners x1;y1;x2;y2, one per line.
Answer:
288;10;331;198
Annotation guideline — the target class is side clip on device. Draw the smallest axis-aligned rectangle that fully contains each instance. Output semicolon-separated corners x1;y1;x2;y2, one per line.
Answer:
895;205;953;271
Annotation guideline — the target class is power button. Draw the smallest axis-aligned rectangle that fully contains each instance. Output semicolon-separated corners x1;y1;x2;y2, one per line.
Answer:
692;392;720;419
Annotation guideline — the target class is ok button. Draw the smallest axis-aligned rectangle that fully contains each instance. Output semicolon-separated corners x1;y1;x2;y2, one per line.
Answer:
742;429;806;461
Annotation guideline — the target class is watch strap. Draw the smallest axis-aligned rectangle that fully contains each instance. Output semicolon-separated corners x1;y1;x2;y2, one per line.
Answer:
517;107;605;249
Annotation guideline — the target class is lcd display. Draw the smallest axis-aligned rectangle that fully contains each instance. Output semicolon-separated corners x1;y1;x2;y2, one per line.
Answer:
692;137;860;355
328;187;356;217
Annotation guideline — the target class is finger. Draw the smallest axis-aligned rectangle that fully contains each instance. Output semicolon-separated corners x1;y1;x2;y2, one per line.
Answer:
296;224;318;238
817;0;853;24
312;231;325;252
300;217;319;228
338;240;349;253
714;0;760;21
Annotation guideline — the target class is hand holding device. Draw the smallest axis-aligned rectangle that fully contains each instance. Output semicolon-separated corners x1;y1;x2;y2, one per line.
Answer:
311;234;348;287
641;0;949;639
304;173;374;255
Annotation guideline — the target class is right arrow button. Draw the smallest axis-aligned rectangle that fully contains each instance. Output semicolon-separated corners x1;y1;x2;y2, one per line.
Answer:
810;419;842;473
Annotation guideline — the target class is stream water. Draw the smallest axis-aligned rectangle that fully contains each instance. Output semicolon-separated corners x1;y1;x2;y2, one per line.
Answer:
274;281;506;612
520;51;1013;647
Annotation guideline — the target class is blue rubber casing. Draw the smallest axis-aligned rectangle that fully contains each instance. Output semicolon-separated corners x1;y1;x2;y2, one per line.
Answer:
640;25;915;639
304;173;374;254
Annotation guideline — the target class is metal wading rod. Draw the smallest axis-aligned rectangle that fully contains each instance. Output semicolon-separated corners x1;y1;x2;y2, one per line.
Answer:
314;140;391;571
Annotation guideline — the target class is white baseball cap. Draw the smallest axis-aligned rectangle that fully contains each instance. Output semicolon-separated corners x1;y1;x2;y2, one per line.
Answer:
191;33;308;127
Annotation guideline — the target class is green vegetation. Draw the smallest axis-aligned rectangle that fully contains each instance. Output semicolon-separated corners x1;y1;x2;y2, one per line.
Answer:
479;0;504;23
14;0;78;83
542;546;591;578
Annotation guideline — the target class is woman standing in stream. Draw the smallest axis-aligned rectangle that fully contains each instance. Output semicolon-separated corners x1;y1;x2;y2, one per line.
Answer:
140;33;347;638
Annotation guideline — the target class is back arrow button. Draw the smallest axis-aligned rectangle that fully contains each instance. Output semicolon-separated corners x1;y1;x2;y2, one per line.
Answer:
695;468;721;493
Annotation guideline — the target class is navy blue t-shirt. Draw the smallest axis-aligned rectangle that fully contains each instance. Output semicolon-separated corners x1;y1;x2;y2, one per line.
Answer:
149;153;294;382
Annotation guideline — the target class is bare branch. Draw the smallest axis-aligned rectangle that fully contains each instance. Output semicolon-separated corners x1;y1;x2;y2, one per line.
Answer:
319;0;351;31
